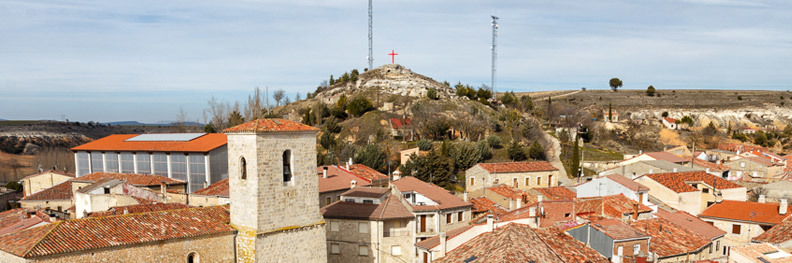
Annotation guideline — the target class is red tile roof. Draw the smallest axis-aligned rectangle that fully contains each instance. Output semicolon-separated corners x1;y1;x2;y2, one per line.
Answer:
692;159;730;172
192;178;229;197
629;218;711;258
700;200;792;225
718;142;769;155
499;201;574;227
664;117;677;124
476;161;558;173
605;174;649;192
487;185;536;203
88;203;193;217
533;186;577;201
434;223;566;263
223;118;318;133
575;194;652;219
317;166;372;193
341;187;390;198
71;133;227;153
645;171;742;193
590;219;650;240
415;224;475;250
535;227;610;263
392;176;471;211
321;194;414;220
20;180;72;201
655;208;725;240
77;172;184;186
0;206;232;258
744;156;776;167
0;209;51;236
390;118;412;129
20;170;74;181
754;217;792;244
470;197;507;214
347;164;388;182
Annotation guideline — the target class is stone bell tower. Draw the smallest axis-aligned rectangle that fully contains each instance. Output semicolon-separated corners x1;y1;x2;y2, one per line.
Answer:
224;119;326;263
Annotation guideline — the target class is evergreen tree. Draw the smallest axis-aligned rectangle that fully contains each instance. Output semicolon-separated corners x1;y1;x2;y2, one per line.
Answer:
646;85;656;96
529;141;546;160
427;88;439;100
571;136;581;177
477;140;492;160
353;144;388;173
228;110;245;127
450;142;481;171
399;152;455;190
347;96;374;117
417;139;433;151
608;103;613;122
507;140;528;161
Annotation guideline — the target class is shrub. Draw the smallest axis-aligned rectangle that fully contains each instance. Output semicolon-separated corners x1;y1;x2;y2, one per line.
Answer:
646;85;656;96
661;111;669;118
353;144;387;173
477;140;492;160
417;139;433;151
737;95;743;100
507;141;528;161
347;96;374;117
528;141;546;160
451;142;481;171
427;88;439;100
486;135;502;149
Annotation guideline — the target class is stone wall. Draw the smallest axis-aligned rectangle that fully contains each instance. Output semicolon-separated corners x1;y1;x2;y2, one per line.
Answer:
23;172;72;197
326;218;414;263
465;165;560;194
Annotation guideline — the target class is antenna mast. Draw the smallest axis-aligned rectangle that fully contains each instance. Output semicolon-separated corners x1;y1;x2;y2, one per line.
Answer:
368;0;373;70
490;15;499;94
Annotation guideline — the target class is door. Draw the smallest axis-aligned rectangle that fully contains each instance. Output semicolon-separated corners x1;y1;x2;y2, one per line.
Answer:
420;215;427;232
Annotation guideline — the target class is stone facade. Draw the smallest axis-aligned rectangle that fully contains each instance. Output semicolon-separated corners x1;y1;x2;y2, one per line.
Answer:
21;171;73;197
465;165;560;196
227;131;327;263
0;233;235;263
326;218;414;263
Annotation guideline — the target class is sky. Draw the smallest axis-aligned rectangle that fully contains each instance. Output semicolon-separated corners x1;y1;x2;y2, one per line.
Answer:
1;0;791;123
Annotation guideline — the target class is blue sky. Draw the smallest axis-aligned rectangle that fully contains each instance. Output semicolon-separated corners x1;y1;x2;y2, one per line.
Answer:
1;0;790;122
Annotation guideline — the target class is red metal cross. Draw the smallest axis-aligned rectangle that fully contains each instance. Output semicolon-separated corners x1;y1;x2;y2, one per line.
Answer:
388;50;398;64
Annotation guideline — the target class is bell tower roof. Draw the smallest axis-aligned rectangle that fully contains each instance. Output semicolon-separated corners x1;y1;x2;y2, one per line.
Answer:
223;118;318;133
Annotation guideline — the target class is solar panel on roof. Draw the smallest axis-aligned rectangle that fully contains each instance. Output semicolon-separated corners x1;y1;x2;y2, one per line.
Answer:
125;133;207;142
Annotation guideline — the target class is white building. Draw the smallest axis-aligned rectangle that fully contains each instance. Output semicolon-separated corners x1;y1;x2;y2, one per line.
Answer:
71;133;228;192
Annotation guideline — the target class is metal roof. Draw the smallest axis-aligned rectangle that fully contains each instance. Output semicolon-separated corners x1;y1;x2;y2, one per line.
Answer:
125;133;206;142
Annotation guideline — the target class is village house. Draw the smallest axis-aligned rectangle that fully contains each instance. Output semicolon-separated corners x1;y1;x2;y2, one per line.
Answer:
718;142;770;156
753;217;792;250
391;176;472;243
16;180;75;218
0;208;53;236
656;207;728;258
629;217;722;262
665;145;693;157
566;218;651;262
692;158;731;178
699;199;792;248
724;157;786;182
601;159;696;179
761;179;792;203
468;197;507;223
0;187;21;211
482;184;535;211
618;151;690;166
729;243;792;263
347;163;390;187
87;202;192;217
73;179;165;218
19;170;73;197
497;199;575;228
531;186;577;201
317;165;372;207
604;110;619;122
575;194;654;222
465;161;560;195
635;171;747;215
662;117;678;129
575;174;651;208
71;132;228;192
389;117;413;140
322;187;415;263
188;178;230;206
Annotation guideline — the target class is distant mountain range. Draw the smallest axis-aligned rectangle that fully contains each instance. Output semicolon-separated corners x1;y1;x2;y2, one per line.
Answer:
106;121;203;127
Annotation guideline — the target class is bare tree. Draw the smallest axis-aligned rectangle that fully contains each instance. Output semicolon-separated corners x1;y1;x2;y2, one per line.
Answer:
172;107;189;132
244;87;264;121
295;93;302;101
206;96;230;130
273;89;285;107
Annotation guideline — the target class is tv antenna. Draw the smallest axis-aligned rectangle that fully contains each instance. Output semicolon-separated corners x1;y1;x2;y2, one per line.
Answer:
367;0;373;69
491;15;499;94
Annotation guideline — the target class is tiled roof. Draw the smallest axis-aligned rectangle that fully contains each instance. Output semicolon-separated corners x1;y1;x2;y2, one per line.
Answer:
390;118;412;129
533;186;577;201
535;227;610;263
192;178;229;197
645;171;742;193
347;164;389;182
730;243;792;263
499;201;574;227
476;161;558;173
415;224;475;250
0;209;51;236
341;187;390;198
391;176;471;211
629;218;710;258
754;217;792;244
434;223;565;263
317;166;372;193
718;142;769;155
470;197;507;214
0;206;232;258
77;172;184;186
700;200;792;225
20;170;74;180
575;194;652;219
664;117;677;123
20;180;72;201
321;194;414;220
655;208;724;240
591;219;650;241
744;156;776;167
71;133;227;153
88;203;193;217
487;185;536;203
692;159;730;172
605;174;649;192
645;151;687;163
223;118;318;133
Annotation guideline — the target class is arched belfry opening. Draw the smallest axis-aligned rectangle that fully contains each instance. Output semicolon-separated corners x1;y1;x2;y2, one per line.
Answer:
240;157;247;180
283;150;292;182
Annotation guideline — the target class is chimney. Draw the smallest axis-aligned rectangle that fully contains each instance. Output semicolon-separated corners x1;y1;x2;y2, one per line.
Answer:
123;209;129;215
160;181;167;198
516;196;523;209
351;180;357;189
537;195;543;203
347;158;353;170
392;171;401;181
529;207;537;217
323;167;328;178
463;192;469;202
781;199;788;215
633;203;639;220
759;195;766;203
439;232;447;257
486;214;494;232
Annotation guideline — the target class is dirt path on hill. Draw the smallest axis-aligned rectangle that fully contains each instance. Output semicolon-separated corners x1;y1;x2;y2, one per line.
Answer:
541;130;571;186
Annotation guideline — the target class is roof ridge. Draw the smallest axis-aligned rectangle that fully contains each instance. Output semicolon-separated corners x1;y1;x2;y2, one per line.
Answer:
22;221;62;257
532;227;569;262
377;195;393;219
82;205;211;220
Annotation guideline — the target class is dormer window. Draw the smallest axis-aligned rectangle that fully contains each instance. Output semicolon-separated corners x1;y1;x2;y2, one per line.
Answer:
283;150;292;182
240;157;247;180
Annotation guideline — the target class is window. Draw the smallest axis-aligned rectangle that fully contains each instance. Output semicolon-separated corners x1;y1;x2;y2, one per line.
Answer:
633;244;640;255
362;199;374;204
723;246;729;256
732;224;741;234
152;153;168;176
740;162;745;168
171;154;187;181
104;187;110;194
617;246;623;256
330;243;340;254
282;150;292;182
392;245;402;256
707;201;715;207
91;151;104;172
136;153;151;174
326;197;332;206
359;245;369;256
105;152;119;172
187;252;198;263
120;152;134;173
76;152;90;176
458;211;464;221
716;240;720;251
358;222;369;233
470;178;475;186
330;221;339;231
548;175;553;186
446;213;452;224
703;188;709;193
537;177;542;186
709;243;713;253
240;157;247;180
513;178;518;188
189;154;206;192
525;177;530;186
564;213;571;218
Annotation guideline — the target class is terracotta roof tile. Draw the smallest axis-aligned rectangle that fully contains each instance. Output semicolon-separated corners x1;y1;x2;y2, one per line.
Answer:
744;156;776;167
71;133;227;153
434;223;565;263
629;218;711;258
754;217;792;244
718;142;769;155
0;209;51;236
341;187;390;198
664;117;677;123
605;174;649;192
0;206;232;258
77;172;184;186
470;197;507;215
317;166;372;193
347;164;388;182
575;194;652;219
692;159;730;172
499;201;574;227
321;194;413;220
700;200;792;225
591;219;650;240
415;224;475;250
655;208;724;240
487;185;536;203
476;161;558;173
532;186;577;201
535;227;610;263
730;243;792;263
192;178;229;197
390;118;412;129
645;171;742;193
391;176;471;211
223;118;318;133
88;203;193;217
20;180;72;201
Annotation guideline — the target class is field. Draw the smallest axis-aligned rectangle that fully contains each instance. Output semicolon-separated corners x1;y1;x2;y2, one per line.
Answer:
518;89;791;110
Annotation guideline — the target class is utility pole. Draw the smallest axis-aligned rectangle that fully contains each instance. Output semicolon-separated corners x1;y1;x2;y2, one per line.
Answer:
368;0;373;70
491;15;499;94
